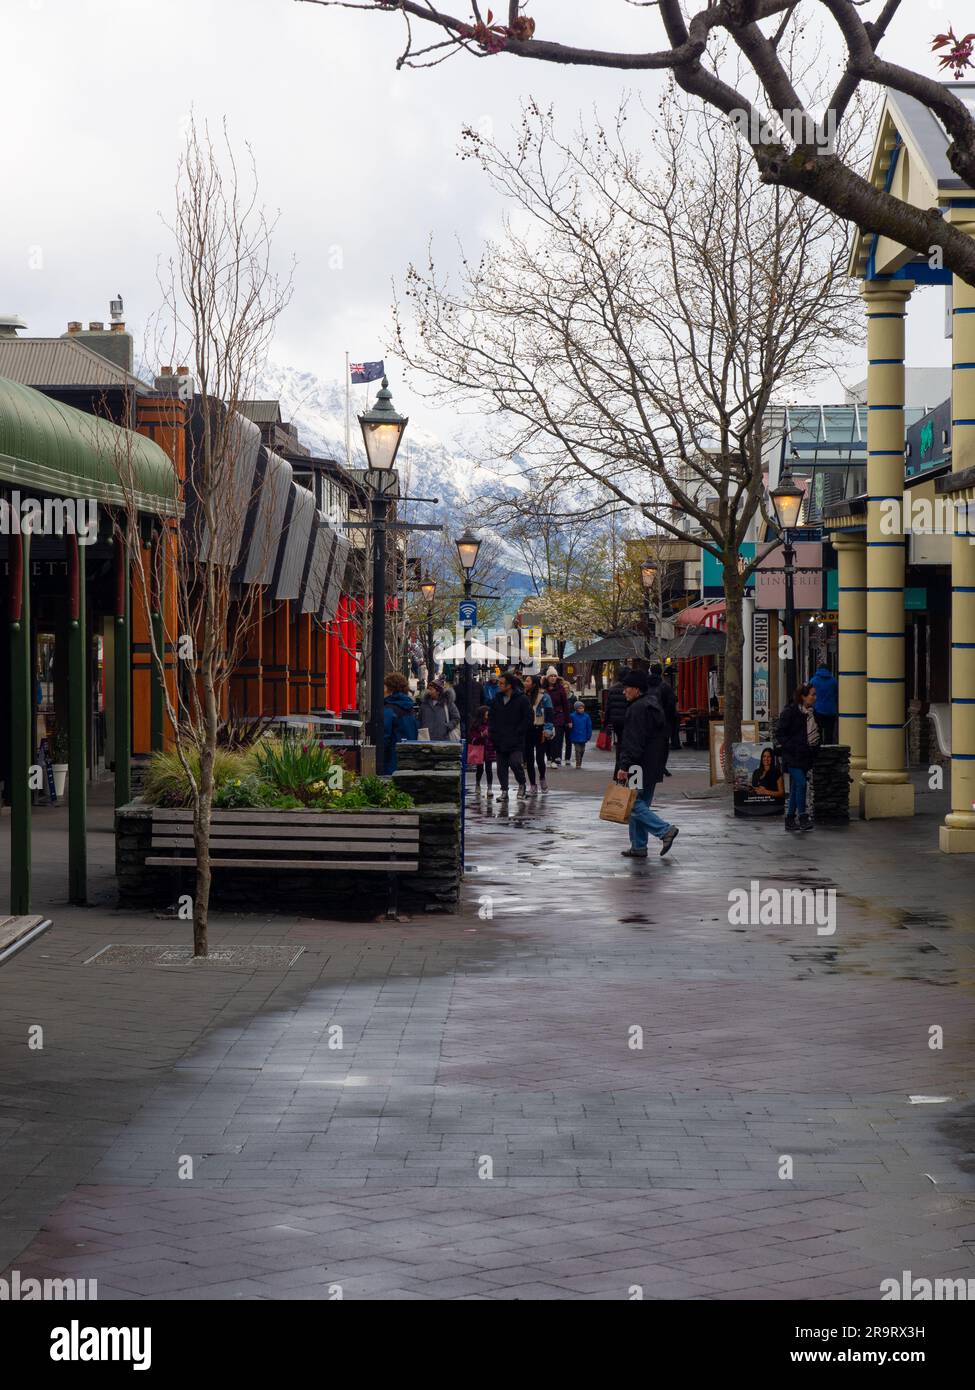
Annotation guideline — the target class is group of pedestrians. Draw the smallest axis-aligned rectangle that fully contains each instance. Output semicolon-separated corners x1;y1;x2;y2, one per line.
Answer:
381;672;460;773
473;668;593;801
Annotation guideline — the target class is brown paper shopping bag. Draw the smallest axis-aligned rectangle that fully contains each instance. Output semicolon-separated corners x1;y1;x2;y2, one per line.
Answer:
599;782;637;824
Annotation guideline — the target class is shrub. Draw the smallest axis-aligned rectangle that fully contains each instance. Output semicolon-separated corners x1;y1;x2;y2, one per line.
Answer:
252;737;346;804
143;748;252;808
213;774;274;809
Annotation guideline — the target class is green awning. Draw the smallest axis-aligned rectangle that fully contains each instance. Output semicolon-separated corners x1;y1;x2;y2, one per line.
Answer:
0;376;180;515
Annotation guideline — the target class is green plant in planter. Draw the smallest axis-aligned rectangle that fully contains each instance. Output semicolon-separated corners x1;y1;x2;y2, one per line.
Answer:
143;748;253;808
252;736;346;805
212;774;274;809
49;726;70;763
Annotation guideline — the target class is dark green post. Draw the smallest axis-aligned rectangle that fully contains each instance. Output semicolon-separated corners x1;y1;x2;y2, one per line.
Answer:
114;535;131;808
68;534;88;904
151;532;165;753
9;531;32;914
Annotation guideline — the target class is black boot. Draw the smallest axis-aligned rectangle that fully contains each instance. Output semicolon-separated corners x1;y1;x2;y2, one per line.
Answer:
798;814;814;832
785;815;799;833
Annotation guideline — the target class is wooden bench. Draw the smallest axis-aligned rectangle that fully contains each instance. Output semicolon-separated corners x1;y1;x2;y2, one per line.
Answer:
0;915;53;967
146;809;421;873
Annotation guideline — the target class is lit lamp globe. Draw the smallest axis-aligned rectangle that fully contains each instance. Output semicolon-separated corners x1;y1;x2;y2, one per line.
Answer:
419;578;437;602
770;468;804;532
455;529;482;573
640;560;658;590
358;376;408;471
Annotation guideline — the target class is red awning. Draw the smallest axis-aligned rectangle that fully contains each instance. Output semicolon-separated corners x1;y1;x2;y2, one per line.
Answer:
673;599;725;630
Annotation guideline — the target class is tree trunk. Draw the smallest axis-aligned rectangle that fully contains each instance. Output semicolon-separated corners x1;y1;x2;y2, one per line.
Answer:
721;563;746;785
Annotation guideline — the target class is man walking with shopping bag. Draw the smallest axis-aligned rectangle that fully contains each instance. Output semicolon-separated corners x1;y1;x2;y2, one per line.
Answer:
616;670;680;858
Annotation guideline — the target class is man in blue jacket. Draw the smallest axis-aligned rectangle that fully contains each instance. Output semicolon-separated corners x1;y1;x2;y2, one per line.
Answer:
382;672;418;774
809;662;838;745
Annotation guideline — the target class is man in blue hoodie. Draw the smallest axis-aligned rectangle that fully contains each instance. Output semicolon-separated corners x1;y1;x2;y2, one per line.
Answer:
382;672;418;774
809;662;838;745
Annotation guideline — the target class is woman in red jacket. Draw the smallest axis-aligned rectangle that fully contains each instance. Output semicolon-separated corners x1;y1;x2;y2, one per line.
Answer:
544;668;572;766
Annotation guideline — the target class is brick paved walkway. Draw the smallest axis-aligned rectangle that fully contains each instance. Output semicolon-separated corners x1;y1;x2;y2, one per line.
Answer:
1;755;973;1299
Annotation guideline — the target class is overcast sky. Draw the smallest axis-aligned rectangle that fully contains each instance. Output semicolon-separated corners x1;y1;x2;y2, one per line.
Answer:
0;1;954;435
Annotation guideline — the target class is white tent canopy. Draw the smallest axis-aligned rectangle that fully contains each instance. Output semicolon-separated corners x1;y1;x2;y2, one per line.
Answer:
436;638;508;663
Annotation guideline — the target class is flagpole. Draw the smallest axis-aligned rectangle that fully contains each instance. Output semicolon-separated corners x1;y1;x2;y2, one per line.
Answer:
345;351;351;468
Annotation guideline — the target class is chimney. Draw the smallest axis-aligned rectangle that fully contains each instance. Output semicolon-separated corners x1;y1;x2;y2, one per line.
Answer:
110;322;125;334
66;321;82;334
88;321;104;332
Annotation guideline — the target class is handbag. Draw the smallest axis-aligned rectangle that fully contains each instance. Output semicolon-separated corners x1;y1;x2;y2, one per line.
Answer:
596;728;613;751
466;743;485;766
599;782;637;824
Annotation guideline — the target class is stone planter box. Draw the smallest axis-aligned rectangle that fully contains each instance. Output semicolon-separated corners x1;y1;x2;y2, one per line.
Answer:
116;744;464;918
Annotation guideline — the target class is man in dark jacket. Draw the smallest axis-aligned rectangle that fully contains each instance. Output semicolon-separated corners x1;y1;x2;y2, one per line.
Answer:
616;669;679;858
775;683;819;833
648;663;679;774
488;672;532;801
382;672;418;774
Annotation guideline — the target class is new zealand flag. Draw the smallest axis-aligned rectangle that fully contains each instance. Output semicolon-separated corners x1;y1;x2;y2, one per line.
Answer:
350;360;384;385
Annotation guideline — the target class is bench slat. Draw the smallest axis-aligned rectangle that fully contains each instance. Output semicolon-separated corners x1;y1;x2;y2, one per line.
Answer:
150;809;418;827
152;823;419;842
151;836;419;853
146;856;419;872
0;915;52;963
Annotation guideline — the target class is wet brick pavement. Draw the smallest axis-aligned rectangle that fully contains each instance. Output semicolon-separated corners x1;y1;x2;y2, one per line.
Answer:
0;753;973;1299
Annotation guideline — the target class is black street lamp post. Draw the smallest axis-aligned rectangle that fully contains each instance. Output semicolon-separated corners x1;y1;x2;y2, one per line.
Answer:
419;576;437;683
640;560;658;648
358;378;408;758
770;467;805;701
455;529;482;735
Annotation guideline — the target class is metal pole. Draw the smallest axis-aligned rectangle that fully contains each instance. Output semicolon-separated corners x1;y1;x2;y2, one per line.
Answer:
67;533;88;905
783;535;797;700
369;489;387;756
114;534;131;808
462;573;472;737
427;609;434;684
9;530;31;914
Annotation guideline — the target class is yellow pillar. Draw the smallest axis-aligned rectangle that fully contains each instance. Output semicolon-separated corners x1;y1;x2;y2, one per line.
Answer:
832;532;867;807
860;280;915;819
941;213;975;851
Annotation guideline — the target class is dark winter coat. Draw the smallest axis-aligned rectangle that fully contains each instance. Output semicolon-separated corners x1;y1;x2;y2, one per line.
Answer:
488;690;533;754
618;691;669;789
604;681;630;735
776;701;819;772
382;692;418;774
545;679;572;728
648;672;678;733
419;689;460;741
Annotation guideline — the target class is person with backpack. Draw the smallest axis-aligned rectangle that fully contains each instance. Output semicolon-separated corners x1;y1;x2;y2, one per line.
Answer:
382;672;418;774
569;700;593;768
467;703;496;796
488;671;532;801
615;669;679;858
775;682;820;832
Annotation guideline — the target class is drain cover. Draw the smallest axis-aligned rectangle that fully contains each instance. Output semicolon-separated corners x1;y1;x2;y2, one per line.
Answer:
84;944;305;969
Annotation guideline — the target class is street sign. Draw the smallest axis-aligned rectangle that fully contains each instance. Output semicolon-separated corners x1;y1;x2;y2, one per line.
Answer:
459;600;477;629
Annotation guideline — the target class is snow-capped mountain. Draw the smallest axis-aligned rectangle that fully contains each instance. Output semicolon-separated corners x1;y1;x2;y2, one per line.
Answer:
258;360;506;525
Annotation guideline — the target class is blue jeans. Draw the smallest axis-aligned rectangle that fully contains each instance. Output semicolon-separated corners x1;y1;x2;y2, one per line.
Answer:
629;785;672;851
787;766;808;818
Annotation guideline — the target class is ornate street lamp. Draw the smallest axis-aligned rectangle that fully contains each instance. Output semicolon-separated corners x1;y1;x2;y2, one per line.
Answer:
419;576;437;682
455;530;482;734
640;558;658;649
769;467;804;698
359;378;408;762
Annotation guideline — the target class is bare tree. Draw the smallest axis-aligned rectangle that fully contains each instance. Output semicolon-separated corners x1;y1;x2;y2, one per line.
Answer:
114;117;292;957
391;86;860;770
299;0;975;286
